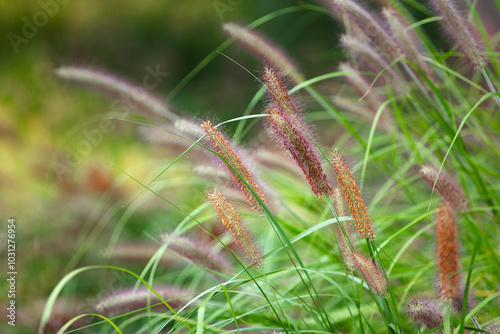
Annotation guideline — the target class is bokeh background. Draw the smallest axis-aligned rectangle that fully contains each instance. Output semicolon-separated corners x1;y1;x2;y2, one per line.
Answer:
1;1;499;332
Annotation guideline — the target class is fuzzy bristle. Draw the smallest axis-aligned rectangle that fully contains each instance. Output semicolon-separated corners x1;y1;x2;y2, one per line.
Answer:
160;233;232;276
405;294;444;331
208;190;262;268
436;201;460;303
222;22;303;83
351;252;387;295
420;165;469;212
201;121;266;211
54;66;177;121
427;0;486;70
94;285;191;316
330;149;375;240
263;67;333;198
328;0;402;61
332;187;355;272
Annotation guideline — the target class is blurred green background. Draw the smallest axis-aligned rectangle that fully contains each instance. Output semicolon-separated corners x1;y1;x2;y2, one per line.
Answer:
1;0;341;213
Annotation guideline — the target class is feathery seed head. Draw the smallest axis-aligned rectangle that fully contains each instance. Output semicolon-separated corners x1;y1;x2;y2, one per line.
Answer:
351;252;387;295
201;121;266;211
330;149;375;240
340;35;404;89
436;201;460;303
433;280;476;315
266;106;333;197
263;67;301;118
94;285;190;316
208;190;262;268
263;67;333;197
405;294;444;331
427;0;486;70
330;0;402;61
55;66;177;121
333;188;356;272
382;6;434;80
222;22;303;83
160;233;232;276
420;165;469;212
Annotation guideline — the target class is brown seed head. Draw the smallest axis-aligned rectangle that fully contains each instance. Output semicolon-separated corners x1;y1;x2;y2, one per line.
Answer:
267;106;333;197
420;165;468;212
405;294;444;331
208;190;262;268
201;121;265;211
330;149;375;240
437;201;460;303
222;22;303;83
351;252;387;295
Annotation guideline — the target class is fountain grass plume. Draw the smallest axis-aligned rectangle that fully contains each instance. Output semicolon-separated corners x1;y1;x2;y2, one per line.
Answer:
382;6;434;80
222;22;303;83
327;0;402;61
55;66;178;121
208;190;262;268
420;165;469;212
352;252;388;295
263;67;333;198
330;149;375;240
160;232;232;276
340;35;404;86
436;201;460;303
427;0;486;71
94;285;191;316
405;294;444;331
332;187;355;272
201;120;266;211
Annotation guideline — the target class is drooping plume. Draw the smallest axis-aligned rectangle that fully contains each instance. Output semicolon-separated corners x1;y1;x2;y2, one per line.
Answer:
222;22;303;83
340;35;402;83
327;0;402;61
160;233;232;276
382;6;434;80
208;190;262;268
332;187;355;272
201;121;266;211
94;285;191;316
405;294;444;331
55;66;178;121
436;201;460;303
263;67;333;198
351;252;387;295
330;149;375;240
427;0;486;70
420;165;469;212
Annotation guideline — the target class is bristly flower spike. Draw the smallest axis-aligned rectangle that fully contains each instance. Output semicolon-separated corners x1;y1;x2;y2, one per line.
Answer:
263;67;333;198
222;22;303;83
437;201;460;303
330;149;375;240
427;0;486;71
351;252;387;295
208;190;262;268
328;0;402;61
55;66;178;121
94;285;191;316
382;6;434;80
420;165;469;212
405;294;444;331
332;187;355;272
201;121;266;211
